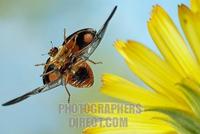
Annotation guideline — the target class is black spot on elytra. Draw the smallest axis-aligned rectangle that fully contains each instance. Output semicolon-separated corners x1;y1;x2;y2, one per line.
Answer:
62;28;95;46
72;67;89;82
76;32;93;49
42;64;55;84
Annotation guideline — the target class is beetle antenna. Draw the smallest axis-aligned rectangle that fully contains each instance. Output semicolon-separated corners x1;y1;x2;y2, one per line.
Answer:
64;28;67;40
41;53;48;56
50;41;54;48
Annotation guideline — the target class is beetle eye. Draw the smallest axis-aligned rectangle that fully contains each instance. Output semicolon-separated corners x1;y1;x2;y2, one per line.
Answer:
48;47;58;56
53;47;58;52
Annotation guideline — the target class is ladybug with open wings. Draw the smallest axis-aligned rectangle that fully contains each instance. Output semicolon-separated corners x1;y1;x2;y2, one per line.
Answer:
2;6;117;106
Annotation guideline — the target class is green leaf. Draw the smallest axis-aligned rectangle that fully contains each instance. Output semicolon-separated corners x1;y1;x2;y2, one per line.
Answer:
178;79;200;116
146;108;200;134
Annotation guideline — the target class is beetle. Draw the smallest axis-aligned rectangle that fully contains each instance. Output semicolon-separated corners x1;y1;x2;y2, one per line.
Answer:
2;6;117;106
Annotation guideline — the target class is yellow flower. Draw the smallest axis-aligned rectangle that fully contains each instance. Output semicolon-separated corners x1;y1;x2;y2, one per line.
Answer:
84;0;200;134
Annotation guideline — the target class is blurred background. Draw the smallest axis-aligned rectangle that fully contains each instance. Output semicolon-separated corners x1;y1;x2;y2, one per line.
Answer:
0;0;189;133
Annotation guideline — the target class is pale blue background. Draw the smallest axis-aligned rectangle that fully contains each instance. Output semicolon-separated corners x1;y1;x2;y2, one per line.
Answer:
0;0;189;134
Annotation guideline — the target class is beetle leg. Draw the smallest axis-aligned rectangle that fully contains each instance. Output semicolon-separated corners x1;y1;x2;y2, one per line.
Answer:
62;76;71;103
88;59;103;64
35;63;46;66
40;68;58;77
64;28;67;41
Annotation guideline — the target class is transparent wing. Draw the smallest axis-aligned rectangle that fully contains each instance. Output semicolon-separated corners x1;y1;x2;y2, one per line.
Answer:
75;6;117;61
2;79;62;106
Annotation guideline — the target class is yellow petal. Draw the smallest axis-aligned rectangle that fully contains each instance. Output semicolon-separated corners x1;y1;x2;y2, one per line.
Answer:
101;73;188;112
148;5;200;80
115;40;190;108
84;103;175;128
179;4;200;63
83;111;176;134
191;0;200;13
83;125;176;134
84;111;176;133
